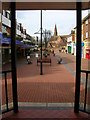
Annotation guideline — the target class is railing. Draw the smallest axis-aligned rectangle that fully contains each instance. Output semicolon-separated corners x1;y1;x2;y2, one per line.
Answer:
80;70;90;114
2;70;14;114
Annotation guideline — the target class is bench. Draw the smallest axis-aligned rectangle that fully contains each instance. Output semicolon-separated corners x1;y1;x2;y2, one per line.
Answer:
43;53;50;56
37;57;51;65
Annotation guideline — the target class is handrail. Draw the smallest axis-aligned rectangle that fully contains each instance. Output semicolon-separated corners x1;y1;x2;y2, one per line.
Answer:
2;70;12;74
2;70;13;114
80;70;90;114
80;70;90;73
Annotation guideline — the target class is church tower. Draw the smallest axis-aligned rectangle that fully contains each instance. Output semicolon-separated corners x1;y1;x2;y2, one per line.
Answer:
54;24;57;36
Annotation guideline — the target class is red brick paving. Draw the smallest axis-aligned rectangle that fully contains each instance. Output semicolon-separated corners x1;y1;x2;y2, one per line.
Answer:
2;109;89;119
2;52;90;119
2;52;89;105
2;54;75;104
54;48;89;71
54;49;90;105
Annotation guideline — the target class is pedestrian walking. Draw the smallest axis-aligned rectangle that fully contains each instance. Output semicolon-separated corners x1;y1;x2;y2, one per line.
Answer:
65;50;67;54
59;49;61;53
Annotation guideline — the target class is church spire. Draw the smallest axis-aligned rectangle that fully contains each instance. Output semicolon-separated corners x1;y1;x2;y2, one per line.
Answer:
54;24;57;36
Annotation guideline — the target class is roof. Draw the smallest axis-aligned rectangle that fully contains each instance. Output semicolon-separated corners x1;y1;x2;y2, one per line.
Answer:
49;36;58;41
2;2;89;10
60;35;69;37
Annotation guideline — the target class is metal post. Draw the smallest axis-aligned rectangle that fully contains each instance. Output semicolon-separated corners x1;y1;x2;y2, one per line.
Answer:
74;2;82;113
45;29;47;49
11;2;18;113
5;72;8;111
0;1;2;116
45;29;47;55
84;72;88;111
37;36;38;46
40;10;43;75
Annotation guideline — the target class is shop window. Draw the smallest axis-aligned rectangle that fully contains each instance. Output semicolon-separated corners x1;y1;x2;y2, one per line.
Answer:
9;49;11;54
17;24;20;30
86;49;89;55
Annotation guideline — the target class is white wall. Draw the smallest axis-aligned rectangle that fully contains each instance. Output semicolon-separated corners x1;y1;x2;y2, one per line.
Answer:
16;29;21;36
67;36;72;42
24;34;26;39
73;46;76;56
2;15;11;28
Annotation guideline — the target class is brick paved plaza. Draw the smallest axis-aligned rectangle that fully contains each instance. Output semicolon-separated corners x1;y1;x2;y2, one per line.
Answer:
2;50;90;109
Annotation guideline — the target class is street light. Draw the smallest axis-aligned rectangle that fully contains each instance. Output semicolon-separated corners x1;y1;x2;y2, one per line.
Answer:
34;10;51;75
34;10;43;75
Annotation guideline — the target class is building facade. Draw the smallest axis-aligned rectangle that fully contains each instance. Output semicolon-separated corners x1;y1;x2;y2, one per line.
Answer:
83;13;90;59
74;13;90;59
1;10;35;64
66;30;75;55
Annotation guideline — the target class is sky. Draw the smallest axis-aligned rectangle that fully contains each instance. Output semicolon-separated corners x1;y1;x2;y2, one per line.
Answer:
16;10;89;38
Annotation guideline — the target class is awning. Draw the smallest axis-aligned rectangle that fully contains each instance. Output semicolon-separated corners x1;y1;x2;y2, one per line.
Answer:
1;38;10;44
0;33;34;48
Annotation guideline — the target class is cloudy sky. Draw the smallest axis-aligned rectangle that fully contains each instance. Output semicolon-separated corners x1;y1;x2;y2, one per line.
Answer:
16;10;88;37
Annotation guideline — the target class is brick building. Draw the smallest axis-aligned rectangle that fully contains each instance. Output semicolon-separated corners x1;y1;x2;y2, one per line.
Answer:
83;13;90;59
48;24;68;52
66;30;75;54
1;10;35;64
74;13;90;59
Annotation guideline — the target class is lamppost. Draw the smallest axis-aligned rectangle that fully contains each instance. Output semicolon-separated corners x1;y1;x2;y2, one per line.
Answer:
34;10;43;75
37;36;38;46
34;10;51;75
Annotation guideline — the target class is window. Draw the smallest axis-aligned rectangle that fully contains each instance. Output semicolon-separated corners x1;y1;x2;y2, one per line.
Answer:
17;25;20;30
86;20;88;25
3;10;6;16
89;31;90;38
86;32;88;38
7;13;10;19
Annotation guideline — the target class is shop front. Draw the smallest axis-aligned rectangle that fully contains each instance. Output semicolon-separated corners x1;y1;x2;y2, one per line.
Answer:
67;43;72;54
81;42;84;58
74;42;84;58
86;49;90;59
